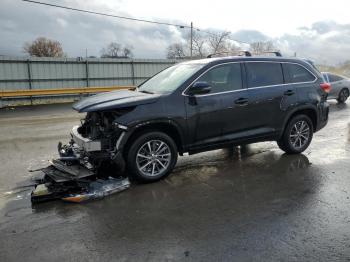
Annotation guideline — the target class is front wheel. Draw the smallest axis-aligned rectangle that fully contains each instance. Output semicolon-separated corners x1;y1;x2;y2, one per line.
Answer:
126;132;178;182
337;88;349;103
277;115;313;154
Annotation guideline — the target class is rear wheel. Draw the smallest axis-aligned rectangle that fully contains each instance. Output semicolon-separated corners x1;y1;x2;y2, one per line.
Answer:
277;115;313;154
126;131;178;182
337;88;349;103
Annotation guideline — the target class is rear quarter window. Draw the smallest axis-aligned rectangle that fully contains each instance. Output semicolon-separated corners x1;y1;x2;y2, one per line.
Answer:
245;62;284;88
283;63;316;83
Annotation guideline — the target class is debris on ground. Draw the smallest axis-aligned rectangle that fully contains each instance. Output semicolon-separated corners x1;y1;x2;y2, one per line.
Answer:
31;155;130;203
62;177;130;203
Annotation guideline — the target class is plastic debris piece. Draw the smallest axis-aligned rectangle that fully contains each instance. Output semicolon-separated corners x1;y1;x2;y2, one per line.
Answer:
61;194;90;203
32;184;49;196
41;163;94;183
62;177;130;203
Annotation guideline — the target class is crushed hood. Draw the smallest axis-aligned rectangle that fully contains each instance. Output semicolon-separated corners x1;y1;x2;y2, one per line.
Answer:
73;90;161;112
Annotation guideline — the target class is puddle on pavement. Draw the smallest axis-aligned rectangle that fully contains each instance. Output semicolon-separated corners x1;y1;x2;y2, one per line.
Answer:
0;184;33;210
166;166;219;187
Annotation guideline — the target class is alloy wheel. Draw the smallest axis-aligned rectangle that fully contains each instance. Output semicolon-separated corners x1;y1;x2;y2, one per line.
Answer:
339;89;349;102
289;120;310;149
136;140;172;177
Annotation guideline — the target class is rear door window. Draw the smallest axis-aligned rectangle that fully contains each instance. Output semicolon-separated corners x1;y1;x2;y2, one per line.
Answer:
284;63;316;83
245;62;284;88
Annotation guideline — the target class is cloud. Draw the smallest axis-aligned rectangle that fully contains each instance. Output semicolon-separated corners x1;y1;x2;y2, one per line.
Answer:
0;0;182;58
0;0;350;64
276;21;350;64
310;20;339;34
231;30;270;43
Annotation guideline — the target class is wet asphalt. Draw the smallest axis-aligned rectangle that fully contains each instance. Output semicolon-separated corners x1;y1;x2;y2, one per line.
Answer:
0;101;350;262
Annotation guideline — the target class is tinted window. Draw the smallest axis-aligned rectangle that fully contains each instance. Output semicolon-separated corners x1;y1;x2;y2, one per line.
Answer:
285;63;316;83
196;63;242;93
246;62;284;88
328;73;344;82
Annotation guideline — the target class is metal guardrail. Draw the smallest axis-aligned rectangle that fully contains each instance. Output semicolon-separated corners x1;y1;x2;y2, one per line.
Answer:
0;56;178;106
0;86;133;98
0;56;177;90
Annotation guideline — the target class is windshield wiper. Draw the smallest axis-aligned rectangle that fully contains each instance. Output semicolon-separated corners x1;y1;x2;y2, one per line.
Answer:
139;90;154;94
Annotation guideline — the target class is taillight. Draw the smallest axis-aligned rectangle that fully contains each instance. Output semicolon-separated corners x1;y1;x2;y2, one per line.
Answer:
320;83;331;93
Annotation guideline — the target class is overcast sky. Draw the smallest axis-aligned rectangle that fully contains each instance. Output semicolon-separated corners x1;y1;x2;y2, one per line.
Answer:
1;0;350;64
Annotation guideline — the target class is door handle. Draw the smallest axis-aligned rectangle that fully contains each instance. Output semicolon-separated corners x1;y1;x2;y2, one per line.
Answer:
234;97;249;105
284;90;295;96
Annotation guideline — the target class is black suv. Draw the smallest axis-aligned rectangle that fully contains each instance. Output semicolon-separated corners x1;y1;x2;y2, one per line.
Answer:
69;55;330;182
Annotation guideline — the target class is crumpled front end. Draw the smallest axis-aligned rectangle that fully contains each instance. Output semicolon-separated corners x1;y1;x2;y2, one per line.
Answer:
60;110;132;172
31;111;132;203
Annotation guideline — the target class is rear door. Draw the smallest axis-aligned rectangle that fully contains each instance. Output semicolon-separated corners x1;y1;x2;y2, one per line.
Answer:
244;61;292;136
282;62;318;123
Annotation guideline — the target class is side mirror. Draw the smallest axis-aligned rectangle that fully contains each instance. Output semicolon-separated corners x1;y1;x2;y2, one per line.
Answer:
189;81;212;95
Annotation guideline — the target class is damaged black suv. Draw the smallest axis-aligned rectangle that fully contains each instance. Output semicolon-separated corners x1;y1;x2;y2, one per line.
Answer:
68;55;330;182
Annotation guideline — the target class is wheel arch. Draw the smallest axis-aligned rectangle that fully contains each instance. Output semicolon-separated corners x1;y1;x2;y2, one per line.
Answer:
122;120;184;157
280;106;318;139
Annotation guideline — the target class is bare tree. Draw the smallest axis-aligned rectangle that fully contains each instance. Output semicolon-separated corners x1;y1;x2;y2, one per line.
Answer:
122;45;134;58
23;37;64;57
190;31;207;58
166;30;243;59
222;41;241;54
207;31;231;54
101;42;121;57
101;42;134;58
166;43;186;59
250;41;276;55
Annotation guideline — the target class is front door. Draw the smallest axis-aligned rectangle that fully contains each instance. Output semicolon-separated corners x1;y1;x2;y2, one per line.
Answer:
185;62;249;147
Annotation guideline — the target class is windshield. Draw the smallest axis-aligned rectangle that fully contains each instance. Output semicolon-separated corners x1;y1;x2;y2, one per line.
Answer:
138;63;205;94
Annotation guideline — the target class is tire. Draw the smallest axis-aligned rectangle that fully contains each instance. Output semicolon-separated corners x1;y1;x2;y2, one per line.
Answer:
277;114;313;154
337;88;349;103
126;131;178;182
277;139;287;152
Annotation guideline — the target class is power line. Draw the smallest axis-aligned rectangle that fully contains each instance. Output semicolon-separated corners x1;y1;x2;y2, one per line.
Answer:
22;0;250;45
22;0;192;28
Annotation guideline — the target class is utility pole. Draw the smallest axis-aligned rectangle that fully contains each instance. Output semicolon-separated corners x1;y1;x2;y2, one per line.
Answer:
190;21;193;59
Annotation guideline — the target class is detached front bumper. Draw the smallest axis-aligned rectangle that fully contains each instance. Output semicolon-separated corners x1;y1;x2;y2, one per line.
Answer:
71;126;102;152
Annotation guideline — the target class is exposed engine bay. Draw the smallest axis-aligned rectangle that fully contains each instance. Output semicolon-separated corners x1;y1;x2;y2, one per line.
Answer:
64;111;128;169
31;110;132;203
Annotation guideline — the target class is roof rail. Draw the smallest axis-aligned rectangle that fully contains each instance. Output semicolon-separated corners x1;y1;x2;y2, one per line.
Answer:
207;50;252;58
260;51;282;57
